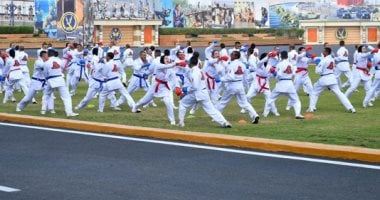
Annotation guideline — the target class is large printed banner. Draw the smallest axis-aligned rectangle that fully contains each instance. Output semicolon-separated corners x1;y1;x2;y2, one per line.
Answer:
28;0;380;38
35;0;57;38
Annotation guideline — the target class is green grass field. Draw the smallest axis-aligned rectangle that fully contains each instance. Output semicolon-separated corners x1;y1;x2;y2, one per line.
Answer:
1;59;379;149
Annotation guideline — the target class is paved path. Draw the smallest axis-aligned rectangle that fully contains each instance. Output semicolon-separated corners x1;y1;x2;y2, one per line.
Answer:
1;123;379;200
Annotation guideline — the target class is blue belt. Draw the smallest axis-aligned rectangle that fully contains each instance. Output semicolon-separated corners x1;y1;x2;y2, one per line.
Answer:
133;73;148;88
92;77;104;90
176;73;185;85
32;77;47;87
321;73;334;77
279;78;292;81
78;65;89;82
336;60;348;64
46;75;62;80
105;76;119;82
114;59;120;61
231;80;242;82
0;76;5;82
375;66;380;70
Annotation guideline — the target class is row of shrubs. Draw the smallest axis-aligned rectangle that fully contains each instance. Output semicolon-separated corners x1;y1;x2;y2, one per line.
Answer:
0;26;34;34
159;28;304;38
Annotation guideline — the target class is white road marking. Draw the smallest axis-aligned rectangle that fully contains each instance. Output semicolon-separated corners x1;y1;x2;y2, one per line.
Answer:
1;122;380;170
0;185;20;192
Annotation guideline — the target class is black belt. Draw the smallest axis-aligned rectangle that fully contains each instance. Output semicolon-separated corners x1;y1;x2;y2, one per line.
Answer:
321;73;333;77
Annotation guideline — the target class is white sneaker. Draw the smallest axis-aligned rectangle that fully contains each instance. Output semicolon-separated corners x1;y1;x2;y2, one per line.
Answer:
349;108;356;113
285;106;291;111
173;105;178;110
170;121;176;126
16;106;21;112
306;108;314;113
74;106;79;110
189;108;196;115
178;121;185;127
274;112;280;117
368;102;374;107
240;109;246;114
151;102;158;107
50;110;56;114
296;115;305;119
143;104;149;108
112;106;122;111
11;97;16;102
67;112;79;117
40;110;46;115
97;110;103;113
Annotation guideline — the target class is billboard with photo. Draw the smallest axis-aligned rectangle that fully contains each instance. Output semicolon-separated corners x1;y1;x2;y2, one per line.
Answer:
35;0;57;38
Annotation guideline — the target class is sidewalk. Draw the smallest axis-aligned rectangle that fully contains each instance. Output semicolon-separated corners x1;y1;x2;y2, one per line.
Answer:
1;113;379;163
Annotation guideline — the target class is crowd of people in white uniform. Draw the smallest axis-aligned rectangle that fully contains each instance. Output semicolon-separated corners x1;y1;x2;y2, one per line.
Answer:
0;40;379;128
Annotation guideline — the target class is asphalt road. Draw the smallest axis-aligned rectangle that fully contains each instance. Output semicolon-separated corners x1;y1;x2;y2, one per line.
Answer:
1;123;379;200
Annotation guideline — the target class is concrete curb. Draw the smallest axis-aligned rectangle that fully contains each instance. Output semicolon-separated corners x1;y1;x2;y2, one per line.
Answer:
1;113;380;163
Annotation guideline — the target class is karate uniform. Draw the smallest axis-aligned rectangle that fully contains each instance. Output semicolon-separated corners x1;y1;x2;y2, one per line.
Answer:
345;52;373;99
17;58;54;111
286;52;313;109
263;58;303;118
308;55;355;112
246;56;278;115
3;57;26;103
75;55;117;110
335;46;352;88
122;48;134;68
363;51;380;107
42;56;77;116
217;59;260;123
98;59;135;112
133;60;176;124
179;65;230;127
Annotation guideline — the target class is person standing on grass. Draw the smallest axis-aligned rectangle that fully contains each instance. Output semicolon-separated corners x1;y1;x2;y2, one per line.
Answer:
74;48;118;111
263;50;304;119
17;51;54;112
116;50;151;108
335;40;352;89
122;44;134;69
345;45;378;107
203;40;229;105
307;47;356;113
0;50;6;94
69;44;87;96
243;52;279;117
2;49;25;104
178;56;231;128
108;40;127;86
132;55;186;125
285;46;315;111
216;51;260;124
41;49;78;117
98;52;136;113
363;42;380;107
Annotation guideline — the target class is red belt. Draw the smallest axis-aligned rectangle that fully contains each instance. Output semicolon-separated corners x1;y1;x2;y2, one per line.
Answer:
256;74;268;93
356;67;370;76
206;72;215;90
296;67;308;73
155;78;170;93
